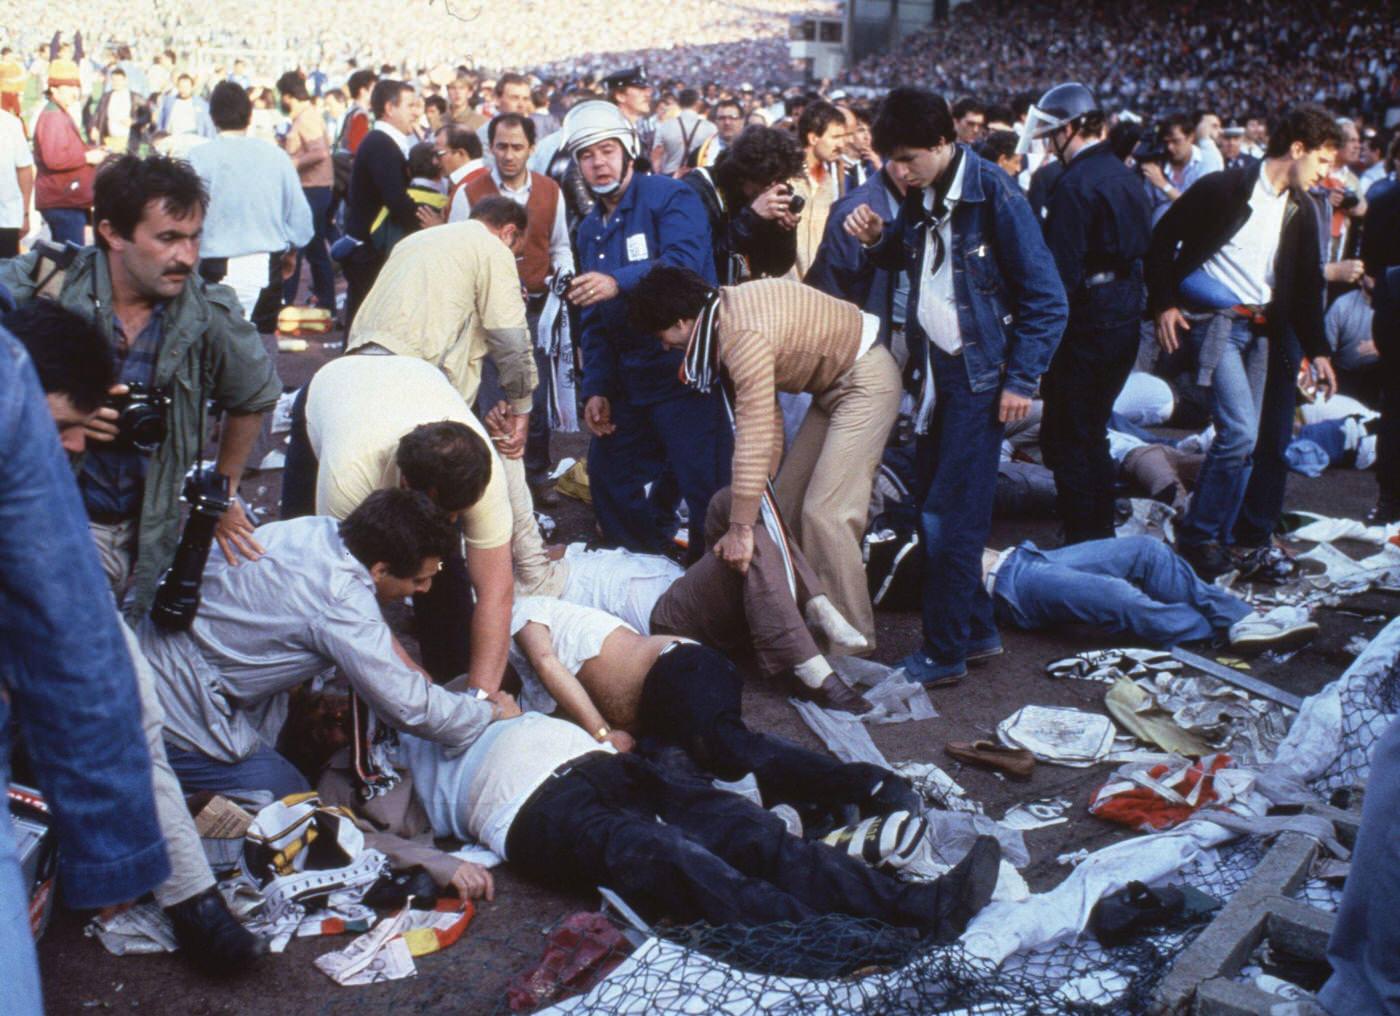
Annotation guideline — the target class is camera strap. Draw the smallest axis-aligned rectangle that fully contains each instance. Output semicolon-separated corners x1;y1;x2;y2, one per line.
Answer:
29;256;68;303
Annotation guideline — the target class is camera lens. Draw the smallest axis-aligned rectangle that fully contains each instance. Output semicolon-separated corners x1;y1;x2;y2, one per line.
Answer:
122;405;167;451
789;194;806;214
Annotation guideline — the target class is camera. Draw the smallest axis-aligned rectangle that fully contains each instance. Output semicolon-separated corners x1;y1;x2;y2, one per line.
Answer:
1131;134;1168;170
150;465;231;631
788;193;806;215
1340;191;1360;211
107;382;172;452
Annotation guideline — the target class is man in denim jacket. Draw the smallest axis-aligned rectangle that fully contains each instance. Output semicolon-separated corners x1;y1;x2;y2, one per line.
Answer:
0;323;167;1015
845;88;1067;686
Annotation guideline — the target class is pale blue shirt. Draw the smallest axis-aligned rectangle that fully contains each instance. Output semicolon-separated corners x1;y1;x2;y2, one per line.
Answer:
188;133;314;259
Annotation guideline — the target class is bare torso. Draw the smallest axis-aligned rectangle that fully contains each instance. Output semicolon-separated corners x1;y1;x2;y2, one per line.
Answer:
576;630;680;731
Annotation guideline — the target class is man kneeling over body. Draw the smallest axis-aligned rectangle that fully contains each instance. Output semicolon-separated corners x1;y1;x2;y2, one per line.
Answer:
506;595;921;834
140;488;516;799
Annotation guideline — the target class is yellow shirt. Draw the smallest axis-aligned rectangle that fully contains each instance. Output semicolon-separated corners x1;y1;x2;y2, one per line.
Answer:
346;220;534;411
304;354;513;550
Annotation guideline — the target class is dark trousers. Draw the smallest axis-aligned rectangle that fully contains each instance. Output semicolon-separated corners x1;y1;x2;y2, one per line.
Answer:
198;253;282;333
0;228;18;259
341;247;384;330
635;643;889;818
505;751;940;934
915;348;1004;666
279;383;472;681
1233;333;1303;548
476;335;552;484
1041;318;1138;543
588;389;732;560
284;186;336;312
1380;333;1400;511
40;207;86;247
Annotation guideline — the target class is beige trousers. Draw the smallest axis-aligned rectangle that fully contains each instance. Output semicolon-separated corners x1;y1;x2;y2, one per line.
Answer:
774;345;902;648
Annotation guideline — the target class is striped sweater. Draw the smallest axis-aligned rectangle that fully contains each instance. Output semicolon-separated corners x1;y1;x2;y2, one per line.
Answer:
714;278;865;526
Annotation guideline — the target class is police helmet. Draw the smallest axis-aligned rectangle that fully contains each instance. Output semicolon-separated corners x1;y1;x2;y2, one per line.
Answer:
1019;82;1099;154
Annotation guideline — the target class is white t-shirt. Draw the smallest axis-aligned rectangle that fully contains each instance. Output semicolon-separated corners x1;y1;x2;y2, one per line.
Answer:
399;713;610;858
167;97;198;136
559;544;683;634
1201;170;1288;307
511;595;632;675
0;110;34;229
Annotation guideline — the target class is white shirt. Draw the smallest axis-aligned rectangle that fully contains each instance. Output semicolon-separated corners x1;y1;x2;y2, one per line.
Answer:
374;120;414;158
105;88;133;137
0;109;34;229
510;595;631;675
446;162;475;223
167;96;198;136
916;152;968;355
559;544;683;634
1201;168;1289;307
470;166;576;276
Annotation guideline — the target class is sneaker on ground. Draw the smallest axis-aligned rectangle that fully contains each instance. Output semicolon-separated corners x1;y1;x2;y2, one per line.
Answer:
1229;606;1319;652
820;810;928;870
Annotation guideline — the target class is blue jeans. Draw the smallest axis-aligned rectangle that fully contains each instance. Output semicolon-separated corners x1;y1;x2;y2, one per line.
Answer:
0;805;42;1016
1233;334;1302;548
993;536;1251;646
914;348;1004;666
167;744;309;800
40;207;86;247
1178;319;1267;547
284;186;336;311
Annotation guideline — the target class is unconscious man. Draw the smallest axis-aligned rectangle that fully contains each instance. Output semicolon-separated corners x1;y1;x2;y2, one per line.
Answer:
139;488;516;798
987;535;1318;650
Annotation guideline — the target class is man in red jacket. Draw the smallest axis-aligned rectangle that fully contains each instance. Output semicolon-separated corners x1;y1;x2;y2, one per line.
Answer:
32;59;105;246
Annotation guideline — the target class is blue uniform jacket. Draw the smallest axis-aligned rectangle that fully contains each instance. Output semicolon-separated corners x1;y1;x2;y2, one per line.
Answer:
867;146;1068;397
806;168;904;348
576;173;716;406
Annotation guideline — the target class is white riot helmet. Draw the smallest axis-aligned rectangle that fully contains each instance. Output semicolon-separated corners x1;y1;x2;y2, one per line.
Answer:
563;100;640;194
1018;82;1099;157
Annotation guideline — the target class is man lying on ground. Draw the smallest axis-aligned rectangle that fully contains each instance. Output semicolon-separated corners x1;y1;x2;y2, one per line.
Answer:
986;534;1317;651
140;488;517;798
508;594;922;832
489;400;871;713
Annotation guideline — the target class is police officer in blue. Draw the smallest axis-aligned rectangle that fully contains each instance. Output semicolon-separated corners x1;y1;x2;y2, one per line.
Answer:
1024;82;1153;543
561;100;730;557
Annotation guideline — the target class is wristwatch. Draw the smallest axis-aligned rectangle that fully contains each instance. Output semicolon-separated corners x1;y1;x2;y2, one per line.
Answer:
472;688;490;701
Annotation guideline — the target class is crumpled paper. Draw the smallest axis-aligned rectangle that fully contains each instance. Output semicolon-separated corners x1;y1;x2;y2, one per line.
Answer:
997;705;1117;767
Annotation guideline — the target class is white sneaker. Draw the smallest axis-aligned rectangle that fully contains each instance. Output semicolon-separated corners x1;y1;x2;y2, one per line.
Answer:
1229;606;1319;652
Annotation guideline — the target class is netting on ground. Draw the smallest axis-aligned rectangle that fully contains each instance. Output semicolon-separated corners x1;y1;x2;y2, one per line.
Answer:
1310;645;1400;794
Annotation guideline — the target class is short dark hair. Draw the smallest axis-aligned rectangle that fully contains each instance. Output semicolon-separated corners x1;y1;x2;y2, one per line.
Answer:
347;69;377;101
339;488;458;579
93;154;208;250
1266;103;1344;158
1;302;114;412
276;70;309;102
1158;112;1194;140
627;265;714;335
438;124;482;159
872;88;955;155
713;98;743;119
370;79;412;118
424;94;447;117
468;195;527;232
495;72;530;96
176;72;193;85
208;80;252;130
952;97;985;120
678;88;700;109
407;142;441;180
797;100;845;147
979;129;1019;163
488;112;536;146
396;421;493;514
713;125;803;196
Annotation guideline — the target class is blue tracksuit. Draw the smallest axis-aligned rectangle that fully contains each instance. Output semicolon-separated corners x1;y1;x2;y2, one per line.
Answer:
575;173;730;555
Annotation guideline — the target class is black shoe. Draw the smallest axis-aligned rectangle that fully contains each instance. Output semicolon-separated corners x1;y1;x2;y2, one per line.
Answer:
926;835;1001;943
164;887;268;976
865;774;924;817
788;673;873;715
1177;540;1235;581
1367;501;1400;526
529;481;561;509
1231;542;1319;584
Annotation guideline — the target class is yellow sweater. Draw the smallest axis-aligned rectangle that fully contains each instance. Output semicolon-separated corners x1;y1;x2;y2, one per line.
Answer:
714;279;864;525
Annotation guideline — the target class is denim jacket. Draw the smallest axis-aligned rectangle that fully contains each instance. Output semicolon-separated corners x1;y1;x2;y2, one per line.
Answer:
866;147;1068;397
0;328;169;908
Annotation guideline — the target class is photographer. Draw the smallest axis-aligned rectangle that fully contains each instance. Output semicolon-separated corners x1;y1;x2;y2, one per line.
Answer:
1140;112;1210;225
683;125;802;284
0;154;281;618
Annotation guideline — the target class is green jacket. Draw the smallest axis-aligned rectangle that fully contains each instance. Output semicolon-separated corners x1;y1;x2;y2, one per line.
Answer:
0;247;282;617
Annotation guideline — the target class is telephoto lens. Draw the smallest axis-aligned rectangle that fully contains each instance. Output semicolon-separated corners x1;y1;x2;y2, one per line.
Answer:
788;193;806;215
150;465;233;631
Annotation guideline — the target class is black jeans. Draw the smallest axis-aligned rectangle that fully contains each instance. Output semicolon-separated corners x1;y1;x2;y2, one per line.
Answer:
0;227;19;259
198;253;282;333
278;383;473;681
636;643;890;822
341;247;384;330
1041;309;1139;544
505;751;939;934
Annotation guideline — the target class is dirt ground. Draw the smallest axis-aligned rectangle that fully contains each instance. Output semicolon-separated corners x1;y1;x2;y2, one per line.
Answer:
35;334;1398;1015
